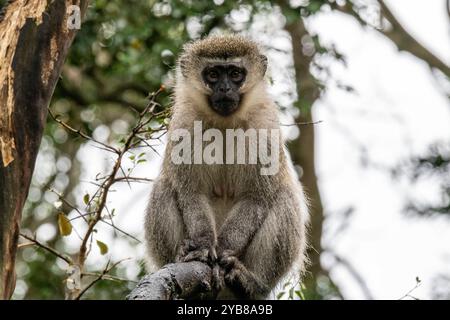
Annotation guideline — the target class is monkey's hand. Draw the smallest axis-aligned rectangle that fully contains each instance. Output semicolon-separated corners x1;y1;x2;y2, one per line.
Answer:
175;237;217;265
219;250;269;299
176;238;224;294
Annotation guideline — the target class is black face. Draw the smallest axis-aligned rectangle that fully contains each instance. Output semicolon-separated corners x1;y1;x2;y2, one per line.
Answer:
202;64;247;116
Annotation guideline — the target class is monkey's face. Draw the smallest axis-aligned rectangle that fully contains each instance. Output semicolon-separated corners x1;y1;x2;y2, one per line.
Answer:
201;63;247;116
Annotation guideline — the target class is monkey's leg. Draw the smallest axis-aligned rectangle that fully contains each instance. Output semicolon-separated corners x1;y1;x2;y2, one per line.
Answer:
215;198;270;298
220;215;302;299
217;193;305;299
145;178;184;267
219;250;270;299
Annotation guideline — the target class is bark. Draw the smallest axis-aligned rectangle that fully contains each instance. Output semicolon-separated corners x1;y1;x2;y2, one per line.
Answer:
283;17;326;298
127;262;213;300
0;0;89;299
274;0;344;297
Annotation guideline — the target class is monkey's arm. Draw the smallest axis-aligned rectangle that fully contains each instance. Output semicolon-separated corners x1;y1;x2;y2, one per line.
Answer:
217;198;268;256
176;193;217;263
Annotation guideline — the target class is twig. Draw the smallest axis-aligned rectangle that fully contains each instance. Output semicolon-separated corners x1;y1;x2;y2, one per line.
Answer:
113;176;154;183
74;258;130;300
48;187;88;223
67;212;141;243
399;278;422;300
19;233;72;265
82;272;137;283
99;220;141;243
77;89;163;274
46;86;165;299
48;108;119;154
280;120;323;126
17;242;35;249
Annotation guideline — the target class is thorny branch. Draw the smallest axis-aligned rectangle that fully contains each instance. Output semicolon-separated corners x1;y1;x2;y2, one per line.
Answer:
82;272;137;283
399;278;422;300
48;109;119;154
23;87;168;299
280;120;323;126
74;87;166;298
74;259;131;300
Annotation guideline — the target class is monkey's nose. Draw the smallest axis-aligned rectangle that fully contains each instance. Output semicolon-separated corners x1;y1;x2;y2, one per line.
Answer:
219;86;232;93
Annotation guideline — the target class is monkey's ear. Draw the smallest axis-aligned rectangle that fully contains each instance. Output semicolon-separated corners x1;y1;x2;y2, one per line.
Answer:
259;55;268;75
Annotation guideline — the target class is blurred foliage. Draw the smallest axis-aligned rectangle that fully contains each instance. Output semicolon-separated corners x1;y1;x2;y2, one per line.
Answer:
432;275;450;300
11;0;448;300
395;143;450;216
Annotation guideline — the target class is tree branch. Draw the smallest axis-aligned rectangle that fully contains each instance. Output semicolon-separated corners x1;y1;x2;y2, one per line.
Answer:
127;262;213;300
378;0;450;77
334;1;450;77
75;258;129;300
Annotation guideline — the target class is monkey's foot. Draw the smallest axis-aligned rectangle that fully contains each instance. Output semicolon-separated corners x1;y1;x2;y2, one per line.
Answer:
219;251;269;299
175;238;217;265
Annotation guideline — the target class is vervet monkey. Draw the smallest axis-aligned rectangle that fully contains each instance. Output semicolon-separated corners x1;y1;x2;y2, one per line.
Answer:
145;35;308;299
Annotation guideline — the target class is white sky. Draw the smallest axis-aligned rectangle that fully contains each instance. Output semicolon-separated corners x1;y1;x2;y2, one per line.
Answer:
29;0;450;300
309;0;450;299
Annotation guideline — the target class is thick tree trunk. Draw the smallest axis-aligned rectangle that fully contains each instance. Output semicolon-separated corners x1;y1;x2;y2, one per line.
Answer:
0;0;89;299
282;14;326;298
284;17;345;299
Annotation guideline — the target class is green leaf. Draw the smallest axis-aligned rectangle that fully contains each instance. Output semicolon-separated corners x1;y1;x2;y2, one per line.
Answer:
57;213;72;236
137;159;147;164
96;240;108;255
308;0;323;14
129;155;136;160
276;291;285;300
295;290;305;300
83;193;90;205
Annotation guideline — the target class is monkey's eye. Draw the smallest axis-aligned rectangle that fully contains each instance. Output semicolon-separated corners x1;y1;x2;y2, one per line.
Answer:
206;70;219;82
230;69;243;82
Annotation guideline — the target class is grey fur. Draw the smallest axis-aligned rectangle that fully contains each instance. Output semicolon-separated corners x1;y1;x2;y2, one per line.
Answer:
145;35;308;299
